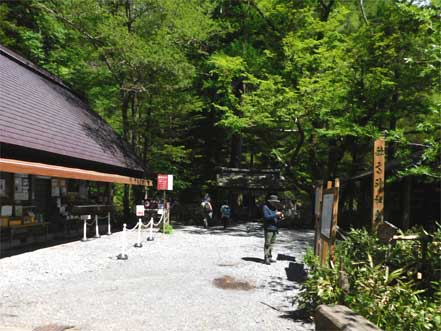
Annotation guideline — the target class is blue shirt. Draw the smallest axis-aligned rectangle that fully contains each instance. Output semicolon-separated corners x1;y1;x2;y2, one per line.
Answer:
263;204;279;232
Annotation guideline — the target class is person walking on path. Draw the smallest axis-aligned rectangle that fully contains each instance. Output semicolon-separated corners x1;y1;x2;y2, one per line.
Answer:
201;196;213;228
220;201;231;229
262;194;284;265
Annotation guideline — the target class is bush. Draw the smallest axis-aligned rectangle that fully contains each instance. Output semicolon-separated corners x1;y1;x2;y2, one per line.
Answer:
164;223;173;234
296;224;441;331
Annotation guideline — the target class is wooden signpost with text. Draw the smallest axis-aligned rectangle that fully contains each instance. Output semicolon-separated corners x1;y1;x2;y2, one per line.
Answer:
372;138;385;231
316;179;340;266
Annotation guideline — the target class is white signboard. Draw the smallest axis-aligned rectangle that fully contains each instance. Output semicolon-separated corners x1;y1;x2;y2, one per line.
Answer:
167;175;173;190
320;193;334;239
136;205;145;217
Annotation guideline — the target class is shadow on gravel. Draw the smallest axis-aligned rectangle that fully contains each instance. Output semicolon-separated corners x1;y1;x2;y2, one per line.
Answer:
179;224;264;239
279;308;312;323
265;276;300;293
0;236;84;259
277;253;296;262
242;257;265;264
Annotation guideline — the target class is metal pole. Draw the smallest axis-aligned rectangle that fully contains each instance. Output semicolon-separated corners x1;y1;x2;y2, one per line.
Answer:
117;224;128;260
94;214;100;238
107;212;111;235
81;219;87;242
163;191;166;233
134;218;143;247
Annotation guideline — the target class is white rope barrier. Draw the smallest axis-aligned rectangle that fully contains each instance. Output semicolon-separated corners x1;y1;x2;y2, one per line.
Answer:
94;215;100;238
81;219;88;242
107;212;111;235
117;223;128;260
134;218;143;248
126;222;140;232
147;217;154;241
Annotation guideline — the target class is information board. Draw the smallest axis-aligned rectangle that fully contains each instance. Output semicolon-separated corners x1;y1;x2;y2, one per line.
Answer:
320;193;334;239
157;174;173;191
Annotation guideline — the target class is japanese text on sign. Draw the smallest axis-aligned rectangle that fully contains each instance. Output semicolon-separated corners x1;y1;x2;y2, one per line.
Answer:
157;174;173;191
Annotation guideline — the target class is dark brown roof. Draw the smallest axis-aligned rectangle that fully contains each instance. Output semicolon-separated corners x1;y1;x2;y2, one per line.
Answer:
0;45;144;174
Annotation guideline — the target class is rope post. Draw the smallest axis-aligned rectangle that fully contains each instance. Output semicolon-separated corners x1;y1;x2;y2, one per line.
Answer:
134;218;143;248
107;212;111;235
147;217;154;241
94;214;100;238
117;223;128;260
81;218;87;242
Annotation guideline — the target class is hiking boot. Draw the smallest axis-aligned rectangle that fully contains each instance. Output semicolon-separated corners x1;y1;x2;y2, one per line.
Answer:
264;258;271;265
269;258;277;263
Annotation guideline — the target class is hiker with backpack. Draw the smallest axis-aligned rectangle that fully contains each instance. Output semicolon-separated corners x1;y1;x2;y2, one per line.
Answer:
201;196;213;228
220;201;231;229
262;194;284;265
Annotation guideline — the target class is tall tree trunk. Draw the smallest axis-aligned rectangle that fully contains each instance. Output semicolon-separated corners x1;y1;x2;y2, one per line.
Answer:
402;176;412;230
229;133;242;168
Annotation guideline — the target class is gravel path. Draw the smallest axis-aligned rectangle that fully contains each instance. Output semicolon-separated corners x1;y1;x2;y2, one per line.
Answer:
0;223;314;331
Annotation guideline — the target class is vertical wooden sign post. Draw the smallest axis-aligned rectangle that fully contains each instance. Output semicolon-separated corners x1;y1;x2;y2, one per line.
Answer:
372;138;385;231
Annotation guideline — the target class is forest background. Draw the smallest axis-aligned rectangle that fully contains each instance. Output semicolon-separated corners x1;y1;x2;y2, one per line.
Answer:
0;0;439;227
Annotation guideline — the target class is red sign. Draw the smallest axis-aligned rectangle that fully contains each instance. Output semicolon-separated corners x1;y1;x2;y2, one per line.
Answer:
157;174;168;190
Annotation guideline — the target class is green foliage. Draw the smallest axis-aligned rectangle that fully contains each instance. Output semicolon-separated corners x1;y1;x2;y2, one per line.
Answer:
0;0;438;215
297;225;441;331
163;223;173;234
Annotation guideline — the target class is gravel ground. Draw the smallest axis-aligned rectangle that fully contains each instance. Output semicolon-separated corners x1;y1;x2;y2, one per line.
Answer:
0;222;314;331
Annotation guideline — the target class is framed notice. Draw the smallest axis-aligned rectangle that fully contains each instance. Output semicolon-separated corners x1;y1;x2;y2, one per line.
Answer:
51;179;60;197
0;179;6;197
320;193;334;239
14;174;29;201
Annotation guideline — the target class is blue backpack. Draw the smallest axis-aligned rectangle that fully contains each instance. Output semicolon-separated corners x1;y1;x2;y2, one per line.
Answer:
221;205;231;217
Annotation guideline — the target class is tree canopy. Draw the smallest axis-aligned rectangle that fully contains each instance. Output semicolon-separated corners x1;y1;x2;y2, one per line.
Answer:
1;0;439;224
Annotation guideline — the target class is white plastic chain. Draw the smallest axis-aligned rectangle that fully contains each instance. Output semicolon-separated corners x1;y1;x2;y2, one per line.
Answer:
126;222;140;232
86;219;96;226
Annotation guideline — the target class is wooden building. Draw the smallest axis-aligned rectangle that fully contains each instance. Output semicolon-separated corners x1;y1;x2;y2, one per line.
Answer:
0;45;150;249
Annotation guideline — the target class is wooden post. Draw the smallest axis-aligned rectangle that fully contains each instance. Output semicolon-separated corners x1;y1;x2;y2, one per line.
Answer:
319;181;339;266
314;181;324;255
330;179;340;261
372;138;385;231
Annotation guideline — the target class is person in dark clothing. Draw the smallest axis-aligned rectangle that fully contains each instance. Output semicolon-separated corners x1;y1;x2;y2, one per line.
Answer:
220;201;231;229
262;194;284;265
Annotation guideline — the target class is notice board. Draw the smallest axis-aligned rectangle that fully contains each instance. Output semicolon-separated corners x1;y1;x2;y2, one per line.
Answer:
320;193;334;239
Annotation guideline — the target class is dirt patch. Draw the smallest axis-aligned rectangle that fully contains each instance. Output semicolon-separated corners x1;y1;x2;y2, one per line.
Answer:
213;275;255;291
217;263;239;267
33;325;74;331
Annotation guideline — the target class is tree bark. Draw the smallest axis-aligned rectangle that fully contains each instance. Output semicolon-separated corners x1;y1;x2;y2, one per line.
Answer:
402;176;412;230
229;133;243;168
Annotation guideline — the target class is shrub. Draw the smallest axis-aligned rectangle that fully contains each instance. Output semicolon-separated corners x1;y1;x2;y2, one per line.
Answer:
164;223;173;234
296;224;441;331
